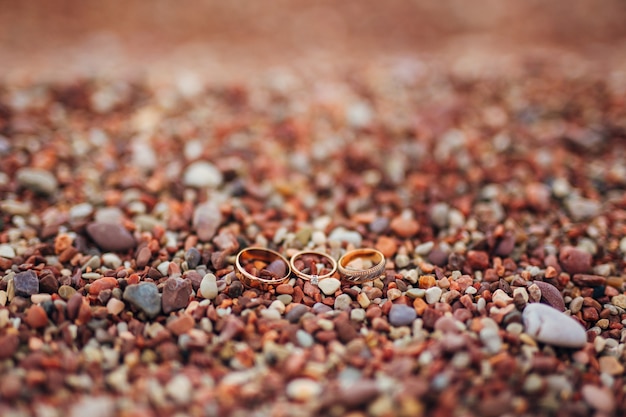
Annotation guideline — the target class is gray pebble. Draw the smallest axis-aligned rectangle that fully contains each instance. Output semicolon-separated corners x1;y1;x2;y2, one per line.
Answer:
388;304;417;327
123;282;161;319
523;303;587;348
16;168;58;196
185;247;202;269
14;270;39;296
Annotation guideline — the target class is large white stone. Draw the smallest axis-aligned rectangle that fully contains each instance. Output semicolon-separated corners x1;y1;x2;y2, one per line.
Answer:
183;161;223;188
522;303;587;348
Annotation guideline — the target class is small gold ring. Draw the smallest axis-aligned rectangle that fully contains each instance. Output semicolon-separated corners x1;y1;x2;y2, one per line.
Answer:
289;250;337;285
235;247;291;289
338;248;386;283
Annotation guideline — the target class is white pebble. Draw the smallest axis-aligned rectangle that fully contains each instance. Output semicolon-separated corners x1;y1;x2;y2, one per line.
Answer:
200;273;218;299
425;286;442;304
286;378;322;402
523;303;587;348
318;278;341;296
0;244;15;259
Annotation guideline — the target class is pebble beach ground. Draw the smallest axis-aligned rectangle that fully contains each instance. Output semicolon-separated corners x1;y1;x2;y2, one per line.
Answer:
1;55;625;417
1;3;626;416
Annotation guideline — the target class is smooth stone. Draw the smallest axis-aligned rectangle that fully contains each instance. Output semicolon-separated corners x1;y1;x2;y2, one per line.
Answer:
480;327;502;354
533;280;565;311
296;329;314;348
581;384;615;412
162;277;192;314
14;270;39;296
558;246;592;275
388;304;417;327
0;244;15;259
101;253;122;269
183;161;223;188
334;294;352;311
318;278;341;296
350;308;366;322
425;286;442;304
312;303;333;315
522;303;587;348
86;222;136;252
200;273;218;299
165;374;193;405
94;207;124;224
69;202;93;221
328;227;362;247
185;247;202;269
286;304;310;323
123;282;161;319
106;298;125;315
58;285;77;300
193;201;222;242
286;378;322;402
16;167;58;195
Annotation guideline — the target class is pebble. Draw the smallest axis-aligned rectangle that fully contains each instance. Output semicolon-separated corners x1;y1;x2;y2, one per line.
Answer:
388;304;417;327
24;304;48;328
165;374;193;404
0;334;19;360
390;214;420;238
375;236;397;258
16;167;58;195
334;294;352;311
123;282;161;318
350;308;366;322
166;314;195;336
58;285;77;300
318;278;341;295
69;397;115;417
286;304;310;323
328;227;362;247
162;277;192;314
286;378;322;402
106;298;125;315
101;253;122;269
183;161;223;188
193;201;222;241
184;247;202;269
199;273;218;299
466;250;490;270
581;384;615;412
558;246;592;275
296;329;314;347
533;281;565;311
425;286;442;304
522;303;587;348
0;244;15;259
598;355;624;375
86;222;136;252
480;327;502;354
136;246;152;268
88;277;119;295
565;197;602;221
611;294;626;309
14;270;39;297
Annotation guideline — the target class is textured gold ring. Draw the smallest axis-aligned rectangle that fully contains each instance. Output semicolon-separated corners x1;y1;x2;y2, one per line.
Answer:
289;250;337;285
338;248;386;283
235;247;291;289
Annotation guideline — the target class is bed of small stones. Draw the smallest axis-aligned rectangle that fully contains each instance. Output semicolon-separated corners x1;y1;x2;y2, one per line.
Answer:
0;59;625;417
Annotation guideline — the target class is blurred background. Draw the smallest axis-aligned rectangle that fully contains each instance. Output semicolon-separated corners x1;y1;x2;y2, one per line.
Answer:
1;0;625;82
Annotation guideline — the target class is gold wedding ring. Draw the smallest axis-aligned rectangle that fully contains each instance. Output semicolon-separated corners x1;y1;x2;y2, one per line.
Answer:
235;247;291;289
338;248;386;283
289;250;337;285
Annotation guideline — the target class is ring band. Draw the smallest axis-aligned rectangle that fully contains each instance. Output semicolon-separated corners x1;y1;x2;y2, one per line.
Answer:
289;250;337;285
338;248;386;283
235;247;291;288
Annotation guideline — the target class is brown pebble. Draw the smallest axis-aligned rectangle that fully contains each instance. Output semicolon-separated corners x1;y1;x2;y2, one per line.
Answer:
276;284;294;295
86;222;136;252
166;314;195;335
533;281;565;311
135;246;152;268
88;277;119;296
24;305;48;329
0;334;19;360
572;274;606;287
466;250;490;270
559;246;592;275
162;277;192;314
374;236;398;258
390;215;419;238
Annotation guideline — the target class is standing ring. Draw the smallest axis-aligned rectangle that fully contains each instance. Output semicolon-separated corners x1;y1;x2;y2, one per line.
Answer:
235;247;291;289
289;250;337;285
337;248;386;283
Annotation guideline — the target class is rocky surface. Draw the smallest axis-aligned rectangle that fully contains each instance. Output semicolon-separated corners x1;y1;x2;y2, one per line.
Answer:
0;57;625;417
